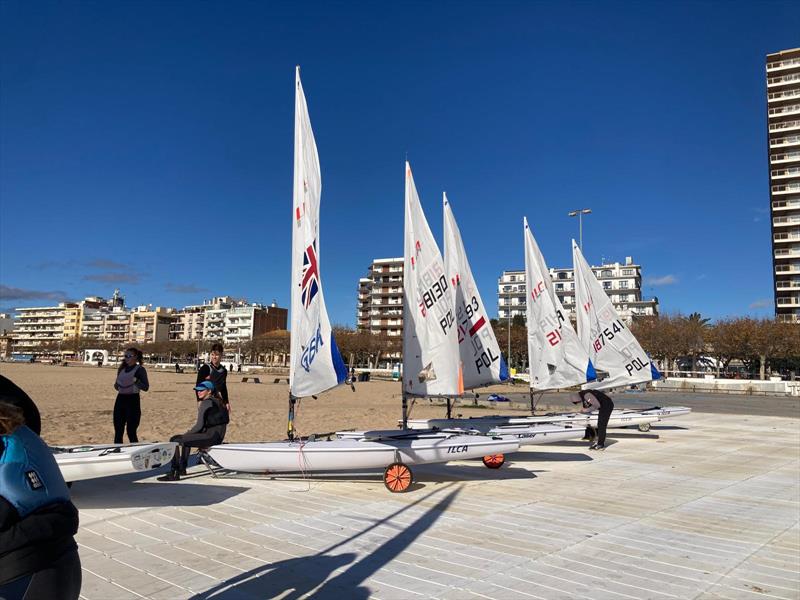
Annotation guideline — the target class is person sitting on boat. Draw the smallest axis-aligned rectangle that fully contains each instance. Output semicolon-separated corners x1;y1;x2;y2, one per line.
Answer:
0;401;82;600
158;381;229;481
571;390;614;451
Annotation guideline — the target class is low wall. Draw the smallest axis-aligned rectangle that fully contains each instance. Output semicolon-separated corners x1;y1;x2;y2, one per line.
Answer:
653;377;800;396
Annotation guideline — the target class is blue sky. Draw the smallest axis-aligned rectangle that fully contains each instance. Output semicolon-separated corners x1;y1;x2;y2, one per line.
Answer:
1;1;798;325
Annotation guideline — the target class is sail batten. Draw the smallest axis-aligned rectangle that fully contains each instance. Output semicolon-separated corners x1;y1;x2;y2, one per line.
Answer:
289;67;347;397
524;218;595;390
443;193;508;390
572;240;655;390
402;164;460;396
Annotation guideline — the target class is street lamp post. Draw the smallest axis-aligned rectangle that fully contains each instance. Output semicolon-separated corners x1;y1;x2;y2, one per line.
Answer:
568;208;592;251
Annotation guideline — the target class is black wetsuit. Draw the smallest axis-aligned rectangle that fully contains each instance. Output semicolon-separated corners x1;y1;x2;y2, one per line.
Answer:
113;364;149;443
196;363;229;405
580;390;614;446
170;396;228;471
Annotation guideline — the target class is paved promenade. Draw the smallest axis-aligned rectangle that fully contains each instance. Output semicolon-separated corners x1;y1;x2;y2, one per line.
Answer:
71;410;800;600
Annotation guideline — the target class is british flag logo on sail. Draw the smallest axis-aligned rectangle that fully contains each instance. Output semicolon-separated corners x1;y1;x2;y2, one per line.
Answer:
301;241;319;309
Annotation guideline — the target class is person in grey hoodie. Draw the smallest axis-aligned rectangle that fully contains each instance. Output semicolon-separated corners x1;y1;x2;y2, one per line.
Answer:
158;381;228;481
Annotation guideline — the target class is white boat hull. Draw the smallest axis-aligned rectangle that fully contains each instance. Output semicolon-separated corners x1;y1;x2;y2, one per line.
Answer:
53;442;177;482
207;434;519;473
339;424;582;446
406;406;691;432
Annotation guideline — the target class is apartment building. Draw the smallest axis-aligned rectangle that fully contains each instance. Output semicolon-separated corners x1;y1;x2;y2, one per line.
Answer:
13;292;286;352
497;257;659;323
169;304;206;341
12;303;72;353
224;303;287;345
767;47;800;322
129;306;175;344
169;296;287;344
356;258;404;337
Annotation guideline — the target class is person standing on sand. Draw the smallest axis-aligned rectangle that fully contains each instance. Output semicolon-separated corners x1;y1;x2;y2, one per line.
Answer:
196;343;230;412
113;348;149;444
0;401;82;600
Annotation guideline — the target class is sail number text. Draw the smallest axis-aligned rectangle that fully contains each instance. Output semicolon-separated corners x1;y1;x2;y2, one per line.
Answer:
592;319;626;352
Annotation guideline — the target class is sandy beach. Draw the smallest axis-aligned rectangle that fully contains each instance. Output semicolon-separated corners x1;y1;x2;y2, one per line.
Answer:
0;362;570;446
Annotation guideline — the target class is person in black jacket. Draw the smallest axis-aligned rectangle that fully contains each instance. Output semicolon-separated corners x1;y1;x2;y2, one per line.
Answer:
196;343;230;411
572;389;615;450
158;380;228;481
0;401;81;600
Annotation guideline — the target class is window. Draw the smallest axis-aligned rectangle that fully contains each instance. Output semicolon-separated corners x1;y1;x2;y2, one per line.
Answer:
622;269;634;276
509;275;516;282
556;283;564;291
620;280;629;289
558;272;568;280
602;270;612;278
603;281;612;290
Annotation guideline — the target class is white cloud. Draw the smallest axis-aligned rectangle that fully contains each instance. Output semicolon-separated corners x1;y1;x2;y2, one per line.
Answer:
645;275;677;286
749;299;771;309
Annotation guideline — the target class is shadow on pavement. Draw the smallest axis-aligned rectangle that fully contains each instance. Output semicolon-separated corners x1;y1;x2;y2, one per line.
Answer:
190;485;462;599
71;478;249;509
511;451;593;462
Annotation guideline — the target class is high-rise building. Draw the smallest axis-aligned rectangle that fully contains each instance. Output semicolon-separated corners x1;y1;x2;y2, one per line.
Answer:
767;47;800;323
497;256;659;323
356;258;404;337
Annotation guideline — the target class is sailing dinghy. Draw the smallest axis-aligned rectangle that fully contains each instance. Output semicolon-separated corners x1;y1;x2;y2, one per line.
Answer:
393;205;584;446
407;221;688;434
54;442;177;483
207;71;516;491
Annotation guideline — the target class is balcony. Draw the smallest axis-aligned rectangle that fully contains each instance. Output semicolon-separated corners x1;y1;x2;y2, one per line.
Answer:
772;183;800;194
772;167;800;179
771;151;800;164
769;104;800;118
768;89;800;103
774;215;800;227
777;313;800;323
769;135;800;148
767;57;800;71
773;199;800;211
776;264;800;274
768;72;800;87
777;297;800;307
770;120;800;135
776;281;800;291
775;248;800;258
774;231;800;242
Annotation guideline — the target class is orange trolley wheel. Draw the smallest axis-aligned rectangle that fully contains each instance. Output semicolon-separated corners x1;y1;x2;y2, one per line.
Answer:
482;454;505;469
384;462;413;493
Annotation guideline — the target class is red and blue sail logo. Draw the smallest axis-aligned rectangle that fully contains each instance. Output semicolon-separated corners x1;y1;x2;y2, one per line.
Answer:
301;241;319;309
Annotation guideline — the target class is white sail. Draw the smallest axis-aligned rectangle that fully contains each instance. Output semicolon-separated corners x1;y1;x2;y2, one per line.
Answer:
524;218;595;390
402;163;460;396
289;67;347;397
572;240;659;390
443;193;508;389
